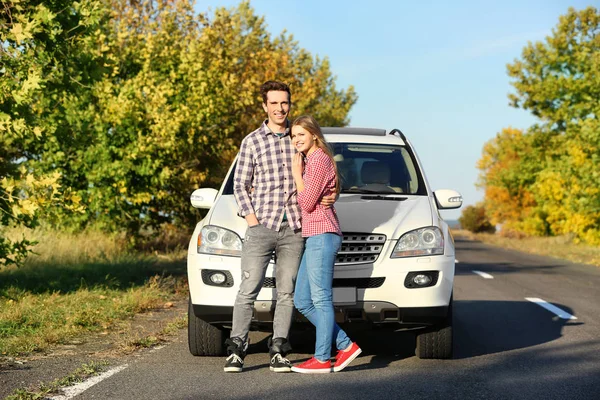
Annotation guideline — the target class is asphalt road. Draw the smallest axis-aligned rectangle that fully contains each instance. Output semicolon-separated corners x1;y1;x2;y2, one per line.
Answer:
52;238;600;399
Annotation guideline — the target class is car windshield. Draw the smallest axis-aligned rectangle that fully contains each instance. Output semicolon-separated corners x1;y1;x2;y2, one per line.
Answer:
331;143;426;195
222;142;426;196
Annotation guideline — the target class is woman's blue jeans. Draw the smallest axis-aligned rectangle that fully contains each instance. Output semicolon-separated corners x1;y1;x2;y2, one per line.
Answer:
294;233;352;361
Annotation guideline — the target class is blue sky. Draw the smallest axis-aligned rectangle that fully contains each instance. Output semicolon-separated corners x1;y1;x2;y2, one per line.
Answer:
196;0;593;219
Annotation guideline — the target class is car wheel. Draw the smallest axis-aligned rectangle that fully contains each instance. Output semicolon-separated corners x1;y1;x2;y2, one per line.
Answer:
188;298;226;356
415;298;453;359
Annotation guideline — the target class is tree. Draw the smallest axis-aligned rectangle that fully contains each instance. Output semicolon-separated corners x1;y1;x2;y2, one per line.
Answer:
477;6;600;244
507;7;600;129
39;0;357;233
458;205;496;234
2;0;357;245
476;126;549;236
0;0;103;266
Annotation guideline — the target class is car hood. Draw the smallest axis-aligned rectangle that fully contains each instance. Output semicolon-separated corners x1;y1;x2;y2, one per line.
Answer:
335;194;433;239
208;194;434;240
207;195;252;238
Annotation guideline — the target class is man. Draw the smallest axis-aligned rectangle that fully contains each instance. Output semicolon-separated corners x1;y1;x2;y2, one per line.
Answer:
225;81;335;373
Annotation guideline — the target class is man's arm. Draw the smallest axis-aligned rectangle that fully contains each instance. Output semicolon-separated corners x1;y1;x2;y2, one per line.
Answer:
320;192;338;207
233;138;258;226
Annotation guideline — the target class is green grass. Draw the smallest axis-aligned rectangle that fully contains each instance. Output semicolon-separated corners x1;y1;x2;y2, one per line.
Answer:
0;228;188;357
453;229;600;267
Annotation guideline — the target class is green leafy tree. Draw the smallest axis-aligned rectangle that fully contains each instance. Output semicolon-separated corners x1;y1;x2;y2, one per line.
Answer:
2;0;357;251
1;0;103;266
50;0;357;234
507;7;600;129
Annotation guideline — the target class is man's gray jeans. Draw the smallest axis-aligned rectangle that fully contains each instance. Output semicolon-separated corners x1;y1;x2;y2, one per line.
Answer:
230;221;304;344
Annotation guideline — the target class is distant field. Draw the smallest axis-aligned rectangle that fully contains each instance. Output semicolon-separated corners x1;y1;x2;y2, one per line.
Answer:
452;229;600;267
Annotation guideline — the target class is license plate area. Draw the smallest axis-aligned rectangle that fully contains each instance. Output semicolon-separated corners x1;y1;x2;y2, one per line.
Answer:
333;287;356;305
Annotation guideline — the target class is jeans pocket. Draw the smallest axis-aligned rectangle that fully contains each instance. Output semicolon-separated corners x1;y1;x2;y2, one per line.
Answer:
245;223;265;241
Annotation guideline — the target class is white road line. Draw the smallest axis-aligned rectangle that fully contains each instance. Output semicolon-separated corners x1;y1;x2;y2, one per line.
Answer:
49;364;129;400
526;297;578;320
472;270;494;279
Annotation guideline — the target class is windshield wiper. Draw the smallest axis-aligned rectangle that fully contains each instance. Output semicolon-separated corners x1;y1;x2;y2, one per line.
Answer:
342;188;385;194
361;194;408;201
342;188;404;195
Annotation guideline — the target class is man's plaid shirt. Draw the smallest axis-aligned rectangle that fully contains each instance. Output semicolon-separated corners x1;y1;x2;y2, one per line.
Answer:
233;120;302;231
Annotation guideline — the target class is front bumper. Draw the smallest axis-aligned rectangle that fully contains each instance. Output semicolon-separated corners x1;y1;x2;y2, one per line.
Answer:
192;301;450;329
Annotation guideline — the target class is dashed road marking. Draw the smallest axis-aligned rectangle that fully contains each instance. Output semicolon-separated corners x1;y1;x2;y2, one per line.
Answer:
49;364;129;400
472;270;494;279
526;297;578;320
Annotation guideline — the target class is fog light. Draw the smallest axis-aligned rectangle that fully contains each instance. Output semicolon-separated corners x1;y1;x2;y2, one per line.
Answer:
209;272;226;284
404;271;439;288
413;274;432;286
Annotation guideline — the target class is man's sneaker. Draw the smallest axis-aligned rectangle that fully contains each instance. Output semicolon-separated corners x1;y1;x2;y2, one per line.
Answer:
291;357;332;374
268;337;293;373
223;338;246;373
333;342;362;372
270;353;292;372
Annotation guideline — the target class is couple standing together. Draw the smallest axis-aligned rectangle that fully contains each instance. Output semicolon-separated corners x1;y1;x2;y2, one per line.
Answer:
224;80;361;374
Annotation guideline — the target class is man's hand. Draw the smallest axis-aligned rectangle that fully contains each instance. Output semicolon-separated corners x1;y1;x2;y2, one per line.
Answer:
245;214;260;227
320;192;338;207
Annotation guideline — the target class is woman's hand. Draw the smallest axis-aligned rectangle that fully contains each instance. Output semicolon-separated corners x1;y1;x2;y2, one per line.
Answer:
292;152;305;181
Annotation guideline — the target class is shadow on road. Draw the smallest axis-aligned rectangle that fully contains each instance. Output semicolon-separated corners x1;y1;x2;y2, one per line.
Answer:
248;297;583;364
453;299;582;359
454;260;565;276
219;299;599;400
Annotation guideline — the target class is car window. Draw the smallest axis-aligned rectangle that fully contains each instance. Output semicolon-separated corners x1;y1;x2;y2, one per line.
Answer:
222;163;236;195
222;142;427;196
331;143;426;195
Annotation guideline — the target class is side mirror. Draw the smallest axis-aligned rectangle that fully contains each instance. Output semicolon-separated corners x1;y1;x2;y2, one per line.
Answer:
190;188;218;209
434;189;463;209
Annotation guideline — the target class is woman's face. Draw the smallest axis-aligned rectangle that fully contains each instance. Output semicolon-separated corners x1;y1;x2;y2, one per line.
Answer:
291;125;317;155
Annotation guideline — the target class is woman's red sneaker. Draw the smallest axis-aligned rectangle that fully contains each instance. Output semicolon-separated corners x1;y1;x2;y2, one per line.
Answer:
333;342;362;372
291;357;332;374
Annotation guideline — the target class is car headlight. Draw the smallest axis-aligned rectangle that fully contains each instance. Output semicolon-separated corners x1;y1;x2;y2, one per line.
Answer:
391;227;444;258
197;225;242;256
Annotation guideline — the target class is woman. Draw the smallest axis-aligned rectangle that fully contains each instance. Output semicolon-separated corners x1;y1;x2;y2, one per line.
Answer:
290;115;361;374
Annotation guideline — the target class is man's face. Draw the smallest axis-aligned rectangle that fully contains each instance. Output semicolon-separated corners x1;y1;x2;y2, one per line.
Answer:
262;90;290;126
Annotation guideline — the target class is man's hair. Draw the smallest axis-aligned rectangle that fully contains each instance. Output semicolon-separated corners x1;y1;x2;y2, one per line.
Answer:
260;81;291;103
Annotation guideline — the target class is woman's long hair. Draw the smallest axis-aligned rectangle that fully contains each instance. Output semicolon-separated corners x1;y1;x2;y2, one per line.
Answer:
291;115;340;194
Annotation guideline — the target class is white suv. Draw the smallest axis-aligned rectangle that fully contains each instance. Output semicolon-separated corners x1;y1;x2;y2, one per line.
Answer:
187;127;462;359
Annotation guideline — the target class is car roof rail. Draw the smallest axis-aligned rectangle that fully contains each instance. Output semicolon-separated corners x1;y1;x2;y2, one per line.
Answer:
322;127;386;136
389;128;407;141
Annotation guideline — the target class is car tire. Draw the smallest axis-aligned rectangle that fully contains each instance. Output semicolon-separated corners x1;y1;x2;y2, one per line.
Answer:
188;298;226;356
415;299;453;359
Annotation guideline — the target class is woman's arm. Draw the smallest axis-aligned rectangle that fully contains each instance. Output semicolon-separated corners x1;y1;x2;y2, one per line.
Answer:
296;153;332;213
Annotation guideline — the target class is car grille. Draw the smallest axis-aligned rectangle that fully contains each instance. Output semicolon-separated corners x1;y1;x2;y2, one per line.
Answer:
266;233;387;265
263;277;385;289
336;233;387;265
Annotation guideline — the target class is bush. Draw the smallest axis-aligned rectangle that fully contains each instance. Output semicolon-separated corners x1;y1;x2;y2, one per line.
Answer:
459;205;496;234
